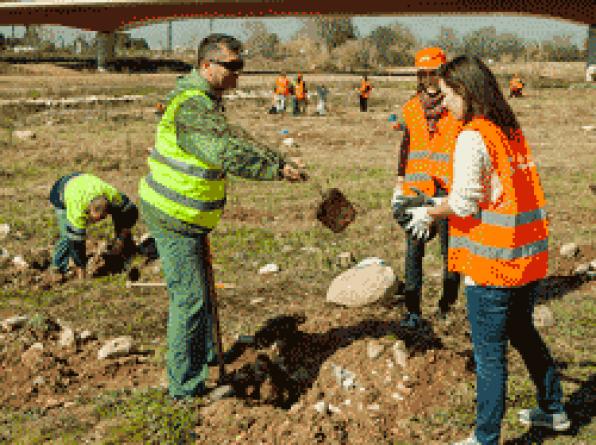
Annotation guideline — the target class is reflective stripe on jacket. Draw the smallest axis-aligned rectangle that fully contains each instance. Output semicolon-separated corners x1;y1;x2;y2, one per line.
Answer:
448;117;548;286
139;88;226;230
402;95;461;196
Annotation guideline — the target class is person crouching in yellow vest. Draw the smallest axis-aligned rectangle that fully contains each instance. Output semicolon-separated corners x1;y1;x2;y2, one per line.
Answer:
49;173;138;282
406;55;569;445
139;33;307;401
391;47;461;329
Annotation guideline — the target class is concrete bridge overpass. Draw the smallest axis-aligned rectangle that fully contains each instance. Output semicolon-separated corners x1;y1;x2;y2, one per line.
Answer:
0;1;594;76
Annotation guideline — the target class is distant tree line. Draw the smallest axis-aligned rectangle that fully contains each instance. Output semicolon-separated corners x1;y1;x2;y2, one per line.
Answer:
242;18;586;71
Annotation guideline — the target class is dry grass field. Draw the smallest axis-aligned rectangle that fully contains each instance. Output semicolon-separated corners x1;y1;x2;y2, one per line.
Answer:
0;61;594;444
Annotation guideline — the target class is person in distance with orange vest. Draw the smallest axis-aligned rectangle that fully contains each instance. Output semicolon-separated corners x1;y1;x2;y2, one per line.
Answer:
405;55;569;445
357;75;372;112
392;47;461;329
509;73;524;98
293;73;307;115
274;71;290;112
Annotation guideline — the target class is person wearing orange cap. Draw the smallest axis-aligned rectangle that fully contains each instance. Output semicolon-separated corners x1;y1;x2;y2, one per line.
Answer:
509;73;524;98
391;47;461;329
357;75;372;111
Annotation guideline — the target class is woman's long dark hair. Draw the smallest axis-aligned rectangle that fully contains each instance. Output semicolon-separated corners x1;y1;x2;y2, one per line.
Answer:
438;56;519;136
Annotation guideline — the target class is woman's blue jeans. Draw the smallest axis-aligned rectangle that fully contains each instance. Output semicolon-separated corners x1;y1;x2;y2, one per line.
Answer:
466;282;564;445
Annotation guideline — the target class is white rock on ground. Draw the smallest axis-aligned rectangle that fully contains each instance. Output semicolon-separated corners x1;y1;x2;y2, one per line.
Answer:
326;263;397;307
59;327;76;348
313;400;328;414
97;336;133;360
12;256;29;269
1;315;28;331
590;259;596;271
574;263;590;275
559;243;579;258
0;223;9;240
78;330;95;342
366;341;385;360
533;305;555;328
13;130;36;140
392;341;408;369
258;263;280;275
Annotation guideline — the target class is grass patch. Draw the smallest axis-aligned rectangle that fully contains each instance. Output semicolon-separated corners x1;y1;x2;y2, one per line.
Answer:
93;388;199;444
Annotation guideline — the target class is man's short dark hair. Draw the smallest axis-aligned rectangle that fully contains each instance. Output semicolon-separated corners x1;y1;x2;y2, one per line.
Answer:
197;33;242;64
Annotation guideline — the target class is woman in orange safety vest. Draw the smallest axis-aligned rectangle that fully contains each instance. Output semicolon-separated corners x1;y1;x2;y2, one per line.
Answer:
405;55;569;445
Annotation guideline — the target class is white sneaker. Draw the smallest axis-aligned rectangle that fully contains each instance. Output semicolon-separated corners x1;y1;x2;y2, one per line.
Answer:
451;434;481;445
518;407;571;431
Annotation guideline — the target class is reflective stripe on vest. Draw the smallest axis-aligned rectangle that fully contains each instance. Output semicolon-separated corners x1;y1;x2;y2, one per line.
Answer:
450;236;548;261
145;174;226;211
447;117;548;286
139;87;226;229
150;148;224;180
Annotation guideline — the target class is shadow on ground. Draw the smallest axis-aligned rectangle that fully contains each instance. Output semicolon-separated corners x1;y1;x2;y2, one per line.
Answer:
214;313;444;409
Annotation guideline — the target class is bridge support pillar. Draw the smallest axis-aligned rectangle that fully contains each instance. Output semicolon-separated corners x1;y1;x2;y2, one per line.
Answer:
587;24;595;82
96;31;115;72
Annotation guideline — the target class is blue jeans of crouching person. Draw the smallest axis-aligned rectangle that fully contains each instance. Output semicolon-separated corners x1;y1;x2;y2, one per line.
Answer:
466;281;565;445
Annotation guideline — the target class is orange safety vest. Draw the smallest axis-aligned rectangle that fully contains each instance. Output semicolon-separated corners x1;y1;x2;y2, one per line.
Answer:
448;117;548;286
275;76;290;95
295;80;306;100
402;95;462;197
359;80;372;98
509;77;523;92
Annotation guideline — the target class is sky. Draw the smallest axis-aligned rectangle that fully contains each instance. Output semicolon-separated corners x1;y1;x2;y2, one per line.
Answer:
0;15;588;50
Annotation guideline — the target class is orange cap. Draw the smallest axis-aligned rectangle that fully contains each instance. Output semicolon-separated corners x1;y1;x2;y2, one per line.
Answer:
415;47;446;69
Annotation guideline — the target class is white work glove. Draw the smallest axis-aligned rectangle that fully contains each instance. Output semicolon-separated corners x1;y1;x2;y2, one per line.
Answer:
430;197;446;206
405;206;433;240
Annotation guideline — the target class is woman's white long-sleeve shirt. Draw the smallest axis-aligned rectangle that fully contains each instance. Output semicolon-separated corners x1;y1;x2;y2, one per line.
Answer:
447;130;503;286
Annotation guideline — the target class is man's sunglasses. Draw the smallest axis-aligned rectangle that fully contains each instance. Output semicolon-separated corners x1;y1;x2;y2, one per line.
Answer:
210;59;244;72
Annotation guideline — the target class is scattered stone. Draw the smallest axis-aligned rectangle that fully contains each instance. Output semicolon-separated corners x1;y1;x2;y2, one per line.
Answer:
208;384;235;402
336;252;355;268
574;263;590;275
326;263;397;307
2;315;28;331
59;326;76;348
258;263;280;275
559;243;579;258
250;297;265;305
533;305;555;328
63;401;76;408
12;255;29;269
590;259;596;271
367;403;381;411
78;330;95;342
32;376;46;387
98;336;133;360
331;364;358;390
392;392;404;401
328;404;341;414
366;341;385;360
0;223;9;240
392;341;408;368
44;397;63;409
282;137;294;147
13;130;36;140
313;400;328;414
581;125;595;131
21;343;44;368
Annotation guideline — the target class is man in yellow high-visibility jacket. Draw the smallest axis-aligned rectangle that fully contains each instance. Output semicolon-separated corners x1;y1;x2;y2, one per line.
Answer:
139;33;306;400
